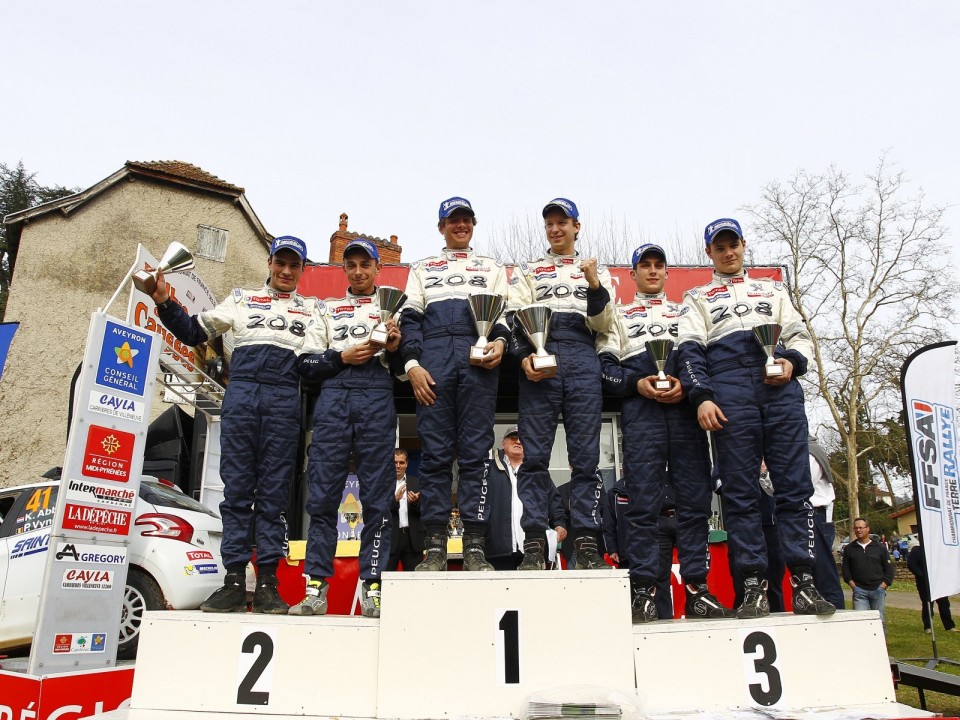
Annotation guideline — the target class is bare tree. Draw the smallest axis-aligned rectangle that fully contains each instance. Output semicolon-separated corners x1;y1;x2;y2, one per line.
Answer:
744;156;958;521
481;212;705;267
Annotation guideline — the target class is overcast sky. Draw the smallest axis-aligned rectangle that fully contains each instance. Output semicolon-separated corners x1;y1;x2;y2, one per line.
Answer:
5;2;960;272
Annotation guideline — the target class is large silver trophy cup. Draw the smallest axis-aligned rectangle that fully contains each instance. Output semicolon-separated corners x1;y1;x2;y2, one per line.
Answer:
132;242;195;295
753;323;783;377
515;304;557;377
370;287;407;348
468;293;506;365
645;339;675;390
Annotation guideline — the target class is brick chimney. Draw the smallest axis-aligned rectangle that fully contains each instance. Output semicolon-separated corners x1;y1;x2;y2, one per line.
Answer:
328;213;402;264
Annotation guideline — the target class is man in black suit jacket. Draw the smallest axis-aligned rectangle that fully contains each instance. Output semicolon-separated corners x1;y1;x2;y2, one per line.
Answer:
388;448;425;570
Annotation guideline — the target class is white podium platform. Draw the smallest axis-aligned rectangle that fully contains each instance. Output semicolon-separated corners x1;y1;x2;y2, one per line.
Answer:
90;572;935;720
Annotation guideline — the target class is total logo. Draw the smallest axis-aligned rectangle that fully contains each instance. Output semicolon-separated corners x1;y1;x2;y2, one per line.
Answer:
186;550;214;561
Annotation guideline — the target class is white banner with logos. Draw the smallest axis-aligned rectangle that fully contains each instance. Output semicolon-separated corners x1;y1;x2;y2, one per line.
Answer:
29;313;161;674
901;341;960;600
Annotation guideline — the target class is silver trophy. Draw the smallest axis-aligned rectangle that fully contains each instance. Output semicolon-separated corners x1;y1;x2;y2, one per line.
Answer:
645;339;675;390
515;304;557;377
753;323;783;377
132;241;195;295
468;293;506;365
370;286;407;348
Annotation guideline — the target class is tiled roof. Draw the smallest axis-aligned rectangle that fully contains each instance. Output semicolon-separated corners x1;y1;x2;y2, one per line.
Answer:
125;160;244;194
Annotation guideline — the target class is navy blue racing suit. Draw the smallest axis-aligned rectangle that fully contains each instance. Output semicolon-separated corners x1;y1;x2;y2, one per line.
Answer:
599;291;712;586
400;248;510;532
678;270;816;576
299;289;401;582
156;285;310;570
508;252;614;535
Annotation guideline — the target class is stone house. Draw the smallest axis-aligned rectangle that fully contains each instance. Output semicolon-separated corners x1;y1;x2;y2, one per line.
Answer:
0;160;272;486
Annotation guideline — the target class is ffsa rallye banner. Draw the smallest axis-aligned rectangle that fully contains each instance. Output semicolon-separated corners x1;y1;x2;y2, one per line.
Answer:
901;341;960;600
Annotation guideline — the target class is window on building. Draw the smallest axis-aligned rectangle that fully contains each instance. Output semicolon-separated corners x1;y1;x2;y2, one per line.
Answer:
196;225;228;262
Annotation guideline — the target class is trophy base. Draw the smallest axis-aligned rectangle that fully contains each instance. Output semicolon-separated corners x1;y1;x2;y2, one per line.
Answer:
132;270;158;295
764;363;784;377
655;379;672;391
369;328;389;348
532;354;558;378
469;345;488;365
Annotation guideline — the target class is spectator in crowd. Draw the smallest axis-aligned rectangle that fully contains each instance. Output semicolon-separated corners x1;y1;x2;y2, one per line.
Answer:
908;541;958;634
842;517;895;628
150;236;310;614
509;198;614;571
485;426;567;569
388;448;424;571
808;436;845;608
400;197;511;572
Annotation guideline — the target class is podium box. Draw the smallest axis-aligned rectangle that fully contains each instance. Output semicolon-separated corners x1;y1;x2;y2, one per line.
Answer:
377;570;636;719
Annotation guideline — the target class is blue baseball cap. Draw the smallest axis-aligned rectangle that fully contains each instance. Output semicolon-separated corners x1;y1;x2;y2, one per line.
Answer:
542;197;579;219
270;235;307;260
631;243;667;267
704;218;743;246
438;197;475;220
343;238;380;261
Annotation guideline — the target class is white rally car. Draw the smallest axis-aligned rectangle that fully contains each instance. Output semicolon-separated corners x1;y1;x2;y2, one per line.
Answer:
0;476;224;658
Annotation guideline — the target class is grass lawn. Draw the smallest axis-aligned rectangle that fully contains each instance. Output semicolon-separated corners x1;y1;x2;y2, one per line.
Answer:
885;605;960;716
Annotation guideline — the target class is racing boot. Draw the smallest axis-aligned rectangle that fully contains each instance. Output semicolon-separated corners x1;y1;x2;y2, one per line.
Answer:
685;583;735;619
573;533;607;569
631;583;658;624
200;569;247;613
790;571;837;616
288;578;329;616
252;571;289;614
360;580;382;618
415;532;448;572
736;573;771;619
517;535;546;571
462;531;494;572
